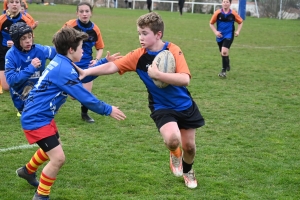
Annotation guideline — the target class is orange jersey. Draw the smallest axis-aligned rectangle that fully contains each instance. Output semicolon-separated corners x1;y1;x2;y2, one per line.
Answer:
63;19;104;68
114;42;190;77
113;42;193;112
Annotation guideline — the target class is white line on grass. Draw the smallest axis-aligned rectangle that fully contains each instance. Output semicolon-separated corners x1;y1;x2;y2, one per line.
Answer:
0;144;38;153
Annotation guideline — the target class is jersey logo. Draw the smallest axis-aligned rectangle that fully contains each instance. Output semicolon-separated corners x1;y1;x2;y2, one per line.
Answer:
64;79;79;86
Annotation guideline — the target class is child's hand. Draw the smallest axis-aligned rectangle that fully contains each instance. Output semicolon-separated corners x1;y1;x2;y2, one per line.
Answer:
7;40;14;47
147;62;160;79
71;62;87;80
110;106;126;121
31;58;41;68
215;31;222;38
106;51;122;62
234;31;240;37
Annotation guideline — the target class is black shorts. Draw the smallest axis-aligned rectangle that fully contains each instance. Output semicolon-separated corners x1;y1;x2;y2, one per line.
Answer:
150;101;205;131
218;38;234;52
36;132;60;152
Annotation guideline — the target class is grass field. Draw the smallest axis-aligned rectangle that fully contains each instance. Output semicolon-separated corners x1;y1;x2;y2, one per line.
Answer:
0;4;300;200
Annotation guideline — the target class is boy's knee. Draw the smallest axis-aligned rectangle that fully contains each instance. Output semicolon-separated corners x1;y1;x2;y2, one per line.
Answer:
183;144;195;155
165;136;181;150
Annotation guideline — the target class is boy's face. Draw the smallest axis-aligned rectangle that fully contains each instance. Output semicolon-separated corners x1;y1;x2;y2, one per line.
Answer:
77;5;92;24
20;6;25;14
8;0;21;14
19;32;33;51
70;40;84;62
137;26;160;49
222;0;231;9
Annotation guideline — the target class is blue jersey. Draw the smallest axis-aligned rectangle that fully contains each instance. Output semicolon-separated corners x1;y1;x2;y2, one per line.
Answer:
209;9;243;43
63;19;104;69
114;42;192;112
21;54;112;130
5;44;56;112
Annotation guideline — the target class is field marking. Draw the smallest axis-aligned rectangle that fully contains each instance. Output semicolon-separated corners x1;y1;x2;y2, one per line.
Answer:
0;144;38;153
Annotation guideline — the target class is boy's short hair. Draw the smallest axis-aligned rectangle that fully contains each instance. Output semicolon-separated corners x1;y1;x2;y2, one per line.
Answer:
52;27;88;55
137;12;164;39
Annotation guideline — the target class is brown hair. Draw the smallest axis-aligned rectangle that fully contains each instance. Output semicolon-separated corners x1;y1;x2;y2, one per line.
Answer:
137;12;164;39
77;2;93;12
52;27;88;55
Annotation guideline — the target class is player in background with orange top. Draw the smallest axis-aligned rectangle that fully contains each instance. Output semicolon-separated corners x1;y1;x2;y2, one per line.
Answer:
0;0;35;94
209;0;243;78
62;2;105;123
75;12;205;189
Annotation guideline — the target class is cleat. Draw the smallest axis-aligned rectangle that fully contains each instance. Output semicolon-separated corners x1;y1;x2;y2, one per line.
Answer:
16;166;39;187
169;152;183;177
218;70;226;78
17;111;22;117
183;169;197;189
0;83;2;94
81;113;95;123
32;192;50;200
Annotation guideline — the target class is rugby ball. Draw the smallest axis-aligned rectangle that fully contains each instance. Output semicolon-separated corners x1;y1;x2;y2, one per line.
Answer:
151;50;176;88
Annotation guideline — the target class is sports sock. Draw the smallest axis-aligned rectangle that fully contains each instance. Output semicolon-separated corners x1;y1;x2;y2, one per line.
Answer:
170;147;182;158
182;159;193;173
37;172;56;196
26;148;49;174
81;104;88;114
222;56;229;71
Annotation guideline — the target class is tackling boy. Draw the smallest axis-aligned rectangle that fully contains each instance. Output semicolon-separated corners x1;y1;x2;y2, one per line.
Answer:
16;27;126;200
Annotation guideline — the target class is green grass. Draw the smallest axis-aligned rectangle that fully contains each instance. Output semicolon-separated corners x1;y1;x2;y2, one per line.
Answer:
1;4;300;200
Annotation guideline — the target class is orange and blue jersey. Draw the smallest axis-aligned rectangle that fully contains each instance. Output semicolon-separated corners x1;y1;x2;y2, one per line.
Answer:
210;9;243;42
63;19;104;69
0;12;34;63
113;42;193;112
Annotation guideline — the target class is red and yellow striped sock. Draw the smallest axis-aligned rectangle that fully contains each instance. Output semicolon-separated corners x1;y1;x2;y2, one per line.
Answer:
170;147;182;158
37;172;56;196
25;148;49;174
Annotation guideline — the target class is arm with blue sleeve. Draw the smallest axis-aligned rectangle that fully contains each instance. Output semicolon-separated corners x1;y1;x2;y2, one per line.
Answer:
57;67;112;116
5;51;37;88
81;57;108;83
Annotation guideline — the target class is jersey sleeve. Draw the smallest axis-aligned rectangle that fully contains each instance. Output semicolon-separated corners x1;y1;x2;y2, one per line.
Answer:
5;49;37;88
209;9;221;24
232;10;243;24
113;48;144;75
168;43;191;77
53;64;112;116
63;19;77;28
93;25;105;50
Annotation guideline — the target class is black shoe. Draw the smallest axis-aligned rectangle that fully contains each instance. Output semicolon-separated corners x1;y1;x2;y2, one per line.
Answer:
16;166;39;187
81;113;95;123
218;70;226;78
226;65;230;71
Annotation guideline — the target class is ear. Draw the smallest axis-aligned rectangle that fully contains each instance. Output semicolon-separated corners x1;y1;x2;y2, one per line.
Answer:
68;47;75;54
156;31;163;40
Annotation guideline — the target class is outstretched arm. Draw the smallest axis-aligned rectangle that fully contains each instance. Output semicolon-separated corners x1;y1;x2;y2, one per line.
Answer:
74;62;120;81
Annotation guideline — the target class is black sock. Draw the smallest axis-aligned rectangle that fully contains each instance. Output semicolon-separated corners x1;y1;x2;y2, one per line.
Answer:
222;56;229;70
182;159;193;173
81;105;88;114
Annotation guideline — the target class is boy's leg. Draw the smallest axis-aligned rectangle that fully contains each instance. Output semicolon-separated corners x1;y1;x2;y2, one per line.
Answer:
34;135;65;199
16;148;49;187
181;129;197;189
160;122;183;177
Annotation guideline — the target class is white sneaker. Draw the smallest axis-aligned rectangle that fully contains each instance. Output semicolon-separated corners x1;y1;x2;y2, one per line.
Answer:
183;169;197;189
169;152;183;177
